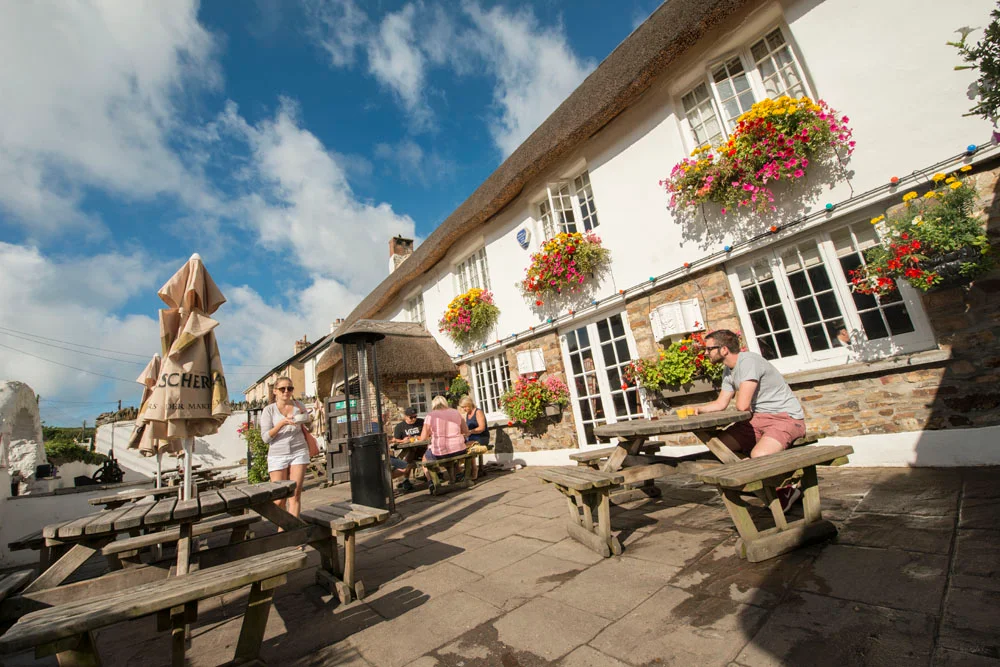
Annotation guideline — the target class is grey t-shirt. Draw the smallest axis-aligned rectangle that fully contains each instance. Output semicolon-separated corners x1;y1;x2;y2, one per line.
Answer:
720;352;804;419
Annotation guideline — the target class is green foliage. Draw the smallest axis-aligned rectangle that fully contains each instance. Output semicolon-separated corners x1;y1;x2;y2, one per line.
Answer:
240;423;269;484
623;334;723;392
500;375;570;425
44;440;107;466
445;375;471;407
950;7;1000;123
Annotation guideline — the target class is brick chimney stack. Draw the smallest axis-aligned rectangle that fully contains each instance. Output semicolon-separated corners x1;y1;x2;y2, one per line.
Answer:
329;318;345;334
389;236;414;273
294;335;310;354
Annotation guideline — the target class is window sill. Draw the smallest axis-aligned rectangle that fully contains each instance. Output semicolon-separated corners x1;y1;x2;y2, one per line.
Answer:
785;348;951;387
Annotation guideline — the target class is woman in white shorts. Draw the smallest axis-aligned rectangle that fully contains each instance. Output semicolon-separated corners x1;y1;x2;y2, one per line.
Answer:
260;376;310;517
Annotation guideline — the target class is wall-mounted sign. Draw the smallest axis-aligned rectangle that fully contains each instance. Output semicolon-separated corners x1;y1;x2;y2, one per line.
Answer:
516;227;531;249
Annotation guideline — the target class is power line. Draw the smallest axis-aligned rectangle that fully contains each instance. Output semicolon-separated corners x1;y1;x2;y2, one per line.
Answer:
0;340;139;384
40;399;120;405
0;330;146;366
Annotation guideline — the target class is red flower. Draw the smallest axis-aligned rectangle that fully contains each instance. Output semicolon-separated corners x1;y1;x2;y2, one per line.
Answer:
535;300;544;306
620;384;628;391
679;345;688;352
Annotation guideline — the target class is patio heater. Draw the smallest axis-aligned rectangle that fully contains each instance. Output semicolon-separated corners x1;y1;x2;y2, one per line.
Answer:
334;321;394;513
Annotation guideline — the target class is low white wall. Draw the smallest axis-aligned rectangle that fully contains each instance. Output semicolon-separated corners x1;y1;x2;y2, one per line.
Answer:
493;424;1000;468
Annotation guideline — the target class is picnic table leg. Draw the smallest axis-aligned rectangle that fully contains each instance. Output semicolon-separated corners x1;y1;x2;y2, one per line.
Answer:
601;435;646;473
762;486;788;531
233;575;285;664
23;541;112;594
596;491;623;556
801;465;822;523
564;494;583;527
719;487;759;559
175;524;192;576
40;631;102;666
693;430;742;464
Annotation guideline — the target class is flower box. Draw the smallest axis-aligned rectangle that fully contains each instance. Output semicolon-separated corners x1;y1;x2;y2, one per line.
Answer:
658;379;717;399
543;404;562;417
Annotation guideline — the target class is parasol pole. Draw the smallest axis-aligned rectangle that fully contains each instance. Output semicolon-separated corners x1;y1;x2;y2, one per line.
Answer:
182;438;194;500
155;452;162;488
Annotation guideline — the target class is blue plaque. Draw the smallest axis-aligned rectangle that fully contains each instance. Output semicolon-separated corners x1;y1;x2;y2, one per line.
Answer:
516;227;531;249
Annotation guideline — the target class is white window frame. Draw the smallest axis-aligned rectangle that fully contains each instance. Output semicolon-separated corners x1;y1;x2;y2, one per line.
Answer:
455;247;491;293
406;378;449;416
678;24;812;150
537;169;600;240
406;294;425;327
727;222;936;375
469;352;512;419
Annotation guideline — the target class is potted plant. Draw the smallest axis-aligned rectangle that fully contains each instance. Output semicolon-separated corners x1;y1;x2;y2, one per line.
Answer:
622;333;724;397
500;375;570;426
445;375;471;407
519;231;611;304
849;170;994;296
661;95;855;215
238;421;269;484
439;288;500;348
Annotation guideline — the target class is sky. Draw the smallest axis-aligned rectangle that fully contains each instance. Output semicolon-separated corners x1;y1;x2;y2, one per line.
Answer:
0;0;662;426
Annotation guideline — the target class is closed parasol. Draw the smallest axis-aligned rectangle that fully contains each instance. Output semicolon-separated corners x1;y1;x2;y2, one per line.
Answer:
143;254;231;498
127;353;170;486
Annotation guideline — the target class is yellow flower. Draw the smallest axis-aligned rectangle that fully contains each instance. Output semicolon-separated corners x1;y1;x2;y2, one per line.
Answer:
960;165;972;172
923;191;936;199
945;177;956;184
950;181;962;190
870;214;885;225
932;173;946;182
902;192;918;202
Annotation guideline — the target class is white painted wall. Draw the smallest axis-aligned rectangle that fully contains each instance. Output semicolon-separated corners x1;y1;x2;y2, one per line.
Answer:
383;0;995;358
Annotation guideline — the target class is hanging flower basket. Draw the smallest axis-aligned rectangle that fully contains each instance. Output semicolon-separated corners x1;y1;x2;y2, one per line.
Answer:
519;232;610;303
623;333;724;393
661;96;855;215
438;288;500;348
849;170;994;296
501;375;570;425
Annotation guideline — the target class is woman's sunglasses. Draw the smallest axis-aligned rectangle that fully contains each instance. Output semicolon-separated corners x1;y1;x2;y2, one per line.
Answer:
276;387;294;393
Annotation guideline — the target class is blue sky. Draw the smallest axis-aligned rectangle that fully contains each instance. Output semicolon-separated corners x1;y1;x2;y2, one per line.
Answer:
0;0;661;425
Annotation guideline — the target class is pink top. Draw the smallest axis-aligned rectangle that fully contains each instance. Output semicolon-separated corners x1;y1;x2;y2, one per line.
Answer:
422;408;469;457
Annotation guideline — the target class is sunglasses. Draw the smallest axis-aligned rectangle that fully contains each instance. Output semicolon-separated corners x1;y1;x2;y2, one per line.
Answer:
276;387;295;393
704;346;722;352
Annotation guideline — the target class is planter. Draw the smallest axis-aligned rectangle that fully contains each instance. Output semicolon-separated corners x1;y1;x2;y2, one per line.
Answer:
923;247;983;291
543;404;562;417
658;379;717;399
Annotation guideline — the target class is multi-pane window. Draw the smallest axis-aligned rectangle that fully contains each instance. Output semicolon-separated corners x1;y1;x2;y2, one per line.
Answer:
406;378;450;415
751;28;807;99
681;83;725;148
456;248;490;292
406;294;425;326
471;353;512;416
730;225;934;371
680;26;808;146
538;170;601;239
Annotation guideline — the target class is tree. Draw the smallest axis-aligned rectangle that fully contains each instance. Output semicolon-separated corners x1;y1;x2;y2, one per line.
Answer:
951;4;1000;124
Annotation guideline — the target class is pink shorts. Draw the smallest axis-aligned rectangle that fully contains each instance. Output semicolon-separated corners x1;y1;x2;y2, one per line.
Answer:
723;413;806;454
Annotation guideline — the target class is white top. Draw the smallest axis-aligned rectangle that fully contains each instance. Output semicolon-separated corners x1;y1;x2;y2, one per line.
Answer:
259;402;309;457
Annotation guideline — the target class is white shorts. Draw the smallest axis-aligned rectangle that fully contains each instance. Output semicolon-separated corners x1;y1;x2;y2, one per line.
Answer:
267;450;310;473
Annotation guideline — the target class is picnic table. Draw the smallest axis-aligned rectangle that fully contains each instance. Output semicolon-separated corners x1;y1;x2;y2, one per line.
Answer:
88;485;180;509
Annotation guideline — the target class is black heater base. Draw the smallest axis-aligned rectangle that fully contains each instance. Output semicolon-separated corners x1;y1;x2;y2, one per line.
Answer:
348;432;389;510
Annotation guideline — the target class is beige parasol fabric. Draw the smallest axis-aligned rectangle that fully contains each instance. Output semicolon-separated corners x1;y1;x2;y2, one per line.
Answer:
127;354;170;457
143;254;231;443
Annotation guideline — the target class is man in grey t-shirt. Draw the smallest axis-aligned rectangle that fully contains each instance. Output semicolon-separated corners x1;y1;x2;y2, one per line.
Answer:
693;329;806;459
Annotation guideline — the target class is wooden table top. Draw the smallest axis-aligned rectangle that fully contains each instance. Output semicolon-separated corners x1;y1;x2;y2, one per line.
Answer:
592;411;751;439
45;480;297;541
393;438;429;450
88;486;179;506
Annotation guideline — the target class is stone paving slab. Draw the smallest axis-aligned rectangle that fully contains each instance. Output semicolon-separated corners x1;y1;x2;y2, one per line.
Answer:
835;511;955;554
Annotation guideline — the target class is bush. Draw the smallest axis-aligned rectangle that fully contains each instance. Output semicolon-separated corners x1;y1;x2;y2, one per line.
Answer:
44;440;107;466
239;422;269;484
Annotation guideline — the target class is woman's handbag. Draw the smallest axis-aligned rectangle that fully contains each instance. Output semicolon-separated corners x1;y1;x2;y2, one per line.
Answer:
302;425;320;458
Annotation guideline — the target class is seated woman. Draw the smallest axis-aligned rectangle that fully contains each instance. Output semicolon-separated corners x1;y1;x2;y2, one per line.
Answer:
458;395;488;480
419;395;470;487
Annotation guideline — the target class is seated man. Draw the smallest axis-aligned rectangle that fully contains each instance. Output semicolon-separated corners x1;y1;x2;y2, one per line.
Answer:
692;329;806;510
390;406;425;492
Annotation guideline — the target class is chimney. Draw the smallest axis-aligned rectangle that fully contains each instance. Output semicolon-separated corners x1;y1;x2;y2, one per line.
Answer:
389;236;414;273
329;318;345;334
294;335;310;354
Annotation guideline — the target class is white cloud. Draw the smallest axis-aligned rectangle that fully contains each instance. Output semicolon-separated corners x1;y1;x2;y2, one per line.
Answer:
220;98;416;295
374;139;456;186
0;0;223;236
465;4;596;158
0;243;161;404
304;0;369;67
366;4;433;127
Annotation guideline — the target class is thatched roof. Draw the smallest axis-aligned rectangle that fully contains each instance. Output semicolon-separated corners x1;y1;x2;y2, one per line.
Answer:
339;0;752;329
316;321;458;397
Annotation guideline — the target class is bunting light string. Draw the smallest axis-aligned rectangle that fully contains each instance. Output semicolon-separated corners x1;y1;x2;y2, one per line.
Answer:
450;142;997;362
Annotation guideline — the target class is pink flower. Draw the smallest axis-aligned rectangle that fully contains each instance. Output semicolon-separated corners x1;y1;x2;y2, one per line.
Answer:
793;169;804;178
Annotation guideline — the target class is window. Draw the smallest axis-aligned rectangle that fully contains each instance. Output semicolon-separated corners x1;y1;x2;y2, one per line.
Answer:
730;223;935;372
456;248;490;293
680;26;809;146
538;169;601;239
406;378;449;415
406;294;425;326
471;353;512;416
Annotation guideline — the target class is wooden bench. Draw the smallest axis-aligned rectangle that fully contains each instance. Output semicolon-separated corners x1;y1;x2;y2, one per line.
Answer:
0;571;33;605
420;450;478;495
101;513;262;569
539;467;625;558
88;485;181;510
697;444;854;563
306;453;328;485
301;502;390;604
0;547;308;667
569;443;663;467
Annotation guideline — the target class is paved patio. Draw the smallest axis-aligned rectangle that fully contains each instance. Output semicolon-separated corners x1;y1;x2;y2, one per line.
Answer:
8;465;999;666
